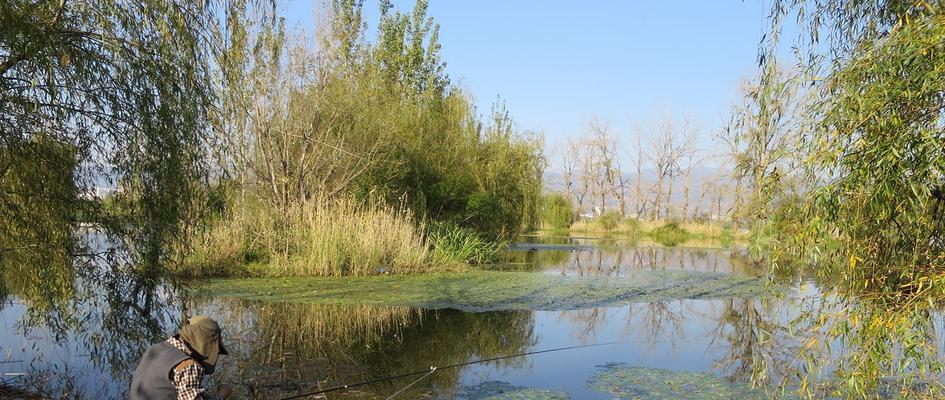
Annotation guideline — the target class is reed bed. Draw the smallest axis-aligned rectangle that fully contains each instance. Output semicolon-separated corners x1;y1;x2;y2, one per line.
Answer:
181;197;466;277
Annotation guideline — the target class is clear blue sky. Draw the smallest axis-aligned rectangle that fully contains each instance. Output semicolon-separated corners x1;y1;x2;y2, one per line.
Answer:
284;1;793;163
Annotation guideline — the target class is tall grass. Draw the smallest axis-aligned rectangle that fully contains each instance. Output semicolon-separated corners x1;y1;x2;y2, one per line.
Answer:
181;197;465;277
428;222;502;265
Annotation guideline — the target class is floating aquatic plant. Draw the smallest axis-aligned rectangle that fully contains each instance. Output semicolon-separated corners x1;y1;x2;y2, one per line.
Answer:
456;381;570;400
194;270;770;311
587;362;795;400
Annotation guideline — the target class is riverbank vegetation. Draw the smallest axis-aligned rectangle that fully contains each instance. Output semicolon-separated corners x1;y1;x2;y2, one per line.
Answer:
1;0;543;280
188;0;542;276
565;218;737;244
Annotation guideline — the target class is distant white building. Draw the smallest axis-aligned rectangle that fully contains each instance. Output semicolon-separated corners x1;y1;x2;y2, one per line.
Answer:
578;206;603;219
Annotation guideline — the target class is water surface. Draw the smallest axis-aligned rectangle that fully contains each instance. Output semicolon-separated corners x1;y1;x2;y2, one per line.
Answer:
0;235;874;399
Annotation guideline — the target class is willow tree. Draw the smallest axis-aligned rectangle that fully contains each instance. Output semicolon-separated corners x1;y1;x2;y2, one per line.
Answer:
1;1;218;282
764;2;945;398
766;1;945;291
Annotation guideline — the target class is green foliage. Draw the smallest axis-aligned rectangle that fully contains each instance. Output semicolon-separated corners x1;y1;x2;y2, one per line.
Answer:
540;193;576;230
0;137;77;312
1;0;218;269
807;13;945;291
428;222;501;265
374;0;447;96
345;1;543;238
764;3;945;398
214;0;543;245
171;0;546;278
596;210;623;232
648;222;690;246
359;94;544;239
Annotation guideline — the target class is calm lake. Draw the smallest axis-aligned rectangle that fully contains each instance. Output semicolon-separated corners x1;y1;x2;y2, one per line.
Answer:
0;235;903;399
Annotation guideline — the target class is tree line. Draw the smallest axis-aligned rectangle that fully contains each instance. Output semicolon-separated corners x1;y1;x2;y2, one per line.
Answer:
551;62;804;229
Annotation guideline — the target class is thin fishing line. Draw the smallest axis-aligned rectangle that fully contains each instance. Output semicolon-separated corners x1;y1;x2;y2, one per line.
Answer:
273;340;630;400
383;366;437;400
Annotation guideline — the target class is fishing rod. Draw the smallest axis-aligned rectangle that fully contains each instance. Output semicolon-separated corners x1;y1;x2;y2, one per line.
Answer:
274;340;631;400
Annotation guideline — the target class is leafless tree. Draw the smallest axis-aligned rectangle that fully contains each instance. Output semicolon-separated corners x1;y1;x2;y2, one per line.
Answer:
628;137;647;218
680;152;708;221
568;139;591;214
587;119;621;214
559;145;577;202
565;118;625;217
644;114;697;220
693;169;726;220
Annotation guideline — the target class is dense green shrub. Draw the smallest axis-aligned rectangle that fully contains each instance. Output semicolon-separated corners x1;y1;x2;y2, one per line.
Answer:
596;211;622;232
648;222;690;246
360;98;544;239
540;193;575;230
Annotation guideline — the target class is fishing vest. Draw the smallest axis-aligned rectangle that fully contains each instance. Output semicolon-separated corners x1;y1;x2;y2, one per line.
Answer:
129;341;192;400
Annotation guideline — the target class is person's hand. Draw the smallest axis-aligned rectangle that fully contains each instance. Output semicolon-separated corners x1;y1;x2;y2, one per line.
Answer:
217;384;234;399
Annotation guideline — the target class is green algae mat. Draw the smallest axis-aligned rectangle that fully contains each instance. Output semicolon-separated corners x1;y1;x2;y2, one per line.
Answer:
452;364;797;399
588;363;795;399
193;270;769;311
456;381;570;400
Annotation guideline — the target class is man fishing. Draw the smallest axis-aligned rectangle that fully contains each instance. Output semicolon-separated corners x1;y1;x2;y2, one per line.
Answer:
130;316;234;400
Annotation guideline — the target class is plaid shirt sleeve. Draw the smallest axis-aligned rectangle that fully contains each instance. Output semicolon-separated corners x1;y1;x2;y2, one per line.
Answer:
172;362;219;400
166;337;219;400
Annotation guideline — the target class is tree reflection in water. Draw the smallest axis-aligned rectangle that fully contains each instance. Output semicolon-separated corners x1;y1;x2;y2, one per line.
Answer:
554;297;799;393
1;229;187;398
187;299;537;399
505;239;759;278
709;298;796;390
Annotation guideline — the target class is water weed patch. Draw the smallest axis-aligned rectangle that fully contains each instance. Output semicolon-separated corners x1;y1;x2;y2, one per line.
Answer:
457;381;570;400
194;270;770;311
588;363;793;400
